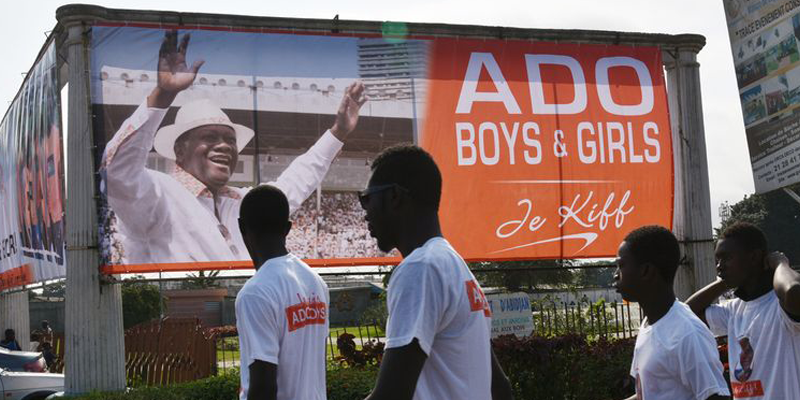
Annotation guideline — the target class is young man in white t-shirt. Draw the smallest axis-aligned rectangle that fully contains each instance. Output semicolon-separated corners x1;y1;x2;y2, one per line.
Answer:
615;226;730;400
687;222;800;399
235;185;329;400
359;145;513;400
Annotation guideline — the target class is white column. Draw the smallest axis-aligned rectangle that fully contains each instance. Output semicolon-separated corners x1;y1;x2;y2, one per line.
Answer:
0;292;30;350
63;23;126;393
665;47;717;300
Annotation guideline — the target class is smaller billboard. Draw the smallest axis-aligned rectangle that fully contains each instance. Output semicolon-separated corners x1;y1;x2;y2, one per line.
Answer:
724;0;800;192
0;41;66;290
486;292;534;338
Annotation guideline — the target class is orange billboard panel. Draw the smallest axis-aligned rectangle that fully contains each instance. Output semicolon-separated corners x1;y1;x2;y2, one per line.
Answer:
421;39;673;260
0;265;34;292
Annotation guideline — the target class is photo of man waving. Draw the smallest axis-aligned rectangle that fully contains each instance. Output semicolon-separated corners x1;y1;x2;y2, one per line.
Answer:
100;30;366;266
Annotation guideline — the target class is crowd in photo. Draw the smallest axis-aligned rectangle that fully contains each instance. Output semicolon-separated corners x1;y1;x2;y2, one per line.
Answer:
286;191;389;259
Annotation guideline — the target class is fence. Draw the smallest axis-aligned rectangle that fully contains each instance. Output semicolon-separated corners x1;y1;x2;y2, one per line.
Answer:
529;299;643;339
46;299;642;382
124;317;217;386
215;320;386;372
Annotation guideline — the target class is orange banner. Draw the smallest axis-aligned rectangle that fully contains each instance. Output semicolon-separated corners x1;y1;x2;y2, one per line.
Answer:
0;265;34;291
422;39;673;260
90;26;673;274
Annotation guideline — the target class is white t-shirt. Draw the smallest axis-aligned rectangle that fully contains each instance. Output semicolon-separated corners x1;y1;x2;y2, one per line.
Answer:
235;253;329;400
385;237;493;400
631;300;730;400
706;291;800;399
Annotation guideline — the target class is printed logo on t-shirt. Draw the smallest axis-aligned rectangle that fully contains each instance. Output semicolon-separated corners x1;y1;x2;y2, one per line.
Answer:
732;337;764;398
286;294;327;332
734;337;754;382
466;280;491;317
732;381;765;398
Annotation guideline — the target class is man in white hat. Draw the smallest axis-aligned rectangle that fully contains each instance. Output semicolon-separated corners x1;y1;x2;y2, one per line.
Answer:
101;30;366;265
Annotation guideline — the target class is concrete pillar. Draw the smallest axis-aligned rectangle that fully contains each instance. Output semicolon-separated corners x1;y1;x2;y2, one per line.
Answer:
0;292;30;350
664;45;717;300
62;23;126;393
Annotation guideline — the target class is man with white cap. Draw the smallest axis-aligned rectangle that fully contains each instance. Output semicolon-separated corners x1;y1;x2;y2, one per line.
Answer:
101;30;366;265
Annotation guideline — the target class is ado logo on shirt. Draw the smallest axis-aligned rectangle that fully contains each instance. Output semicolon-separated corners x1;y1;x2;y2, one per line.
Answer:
286;294;327;332
466;280;491;317
732;337;764;398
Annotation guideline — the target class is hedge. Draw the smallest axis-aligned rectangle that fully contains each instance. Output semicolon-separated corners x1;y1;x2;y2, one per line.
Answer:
493;334;635;400
62;372;240;400
65;334;635;400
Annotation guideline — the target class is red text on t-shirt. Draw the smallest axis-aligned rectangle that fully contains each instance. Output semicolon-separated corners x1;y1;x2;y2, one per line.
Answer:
732;381;764;398
286;300;327;332
466;280;491;317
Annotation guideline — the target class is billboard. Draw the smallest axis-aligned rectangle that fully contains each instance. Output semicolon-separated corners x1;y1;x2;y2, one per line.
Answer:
724;0;800;192
486;292;534;338
0;41;66;289
90;25;674;273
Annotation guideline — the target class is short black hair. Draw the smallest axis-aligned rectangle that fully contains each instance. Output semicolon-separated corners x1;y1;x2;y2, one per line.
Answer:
239;185;290;235
370;144;442;210
721;222;767;254
4;329;13;337
624;225;681;283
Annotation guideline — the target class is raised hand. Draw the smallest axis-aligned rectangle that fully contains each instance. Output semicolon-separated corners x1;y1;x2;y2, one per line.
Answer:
148;30;205;109
330;81;367;141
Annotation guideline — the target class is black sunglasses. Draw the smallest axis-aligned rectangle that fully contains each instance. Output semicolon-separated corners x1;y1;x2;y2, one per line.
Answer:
358;184;408;209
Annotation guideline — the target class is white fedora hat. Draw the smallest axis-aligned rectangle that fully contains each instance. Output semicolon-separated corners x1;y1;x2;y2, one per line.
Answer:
153;98;254;160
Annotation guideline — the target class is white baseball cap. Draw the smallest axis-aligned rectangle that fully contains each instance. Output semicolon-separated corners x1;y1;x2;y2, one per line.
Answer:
153;98;254;160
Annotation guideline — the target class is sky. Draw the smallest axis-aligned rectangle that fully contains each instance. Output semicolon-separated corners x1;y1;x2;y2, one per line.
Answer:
0;0;754;233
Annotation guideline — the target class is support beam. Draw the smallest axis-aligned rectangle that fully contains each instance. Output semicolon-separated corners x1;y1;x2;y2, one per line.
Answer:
0;292;30;351
63;23;126;394
665;48;716;300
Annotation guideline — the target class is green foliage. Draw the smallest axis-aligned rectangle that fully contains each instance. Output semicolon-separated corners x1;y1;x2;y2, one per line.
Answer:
327;364;379;400
530;297;627;337
472;259;575;292
718;185;800;263
493;333;635;400
359;291;388;327
718;194;767;234
63;372;240;400
63;333;636;400
121;277;163;329
64;366;378;400
181;270;221;290
42;280;66;297
573;262;616;288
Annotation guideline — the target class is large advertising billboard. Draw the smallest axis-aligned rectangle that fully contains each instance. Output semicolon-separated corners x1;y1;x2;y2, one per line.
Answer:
0;41;66;289
724;0;800;192
90;25;674;273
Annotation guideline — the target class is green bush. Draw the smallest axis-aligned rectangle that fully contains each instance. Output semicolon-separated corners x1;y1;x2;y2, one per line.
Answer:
63;373;240;400
63;365;379;400
326;364;379;400
493;333;635;400
64;335;634;400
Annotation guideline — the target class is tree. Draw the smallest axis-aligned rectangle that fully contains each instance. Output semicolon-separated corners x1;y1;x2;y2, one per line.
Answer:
717;194;766;234
181;270;221;290
121;277;163;329
719;184;800;264
470;259;575;292
42;281;66;298
574;261;616;288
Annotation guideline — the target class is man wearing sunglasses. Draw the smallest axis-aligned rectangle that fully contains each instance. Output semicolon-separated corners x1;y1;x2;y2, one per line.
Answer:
360;145;513;400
